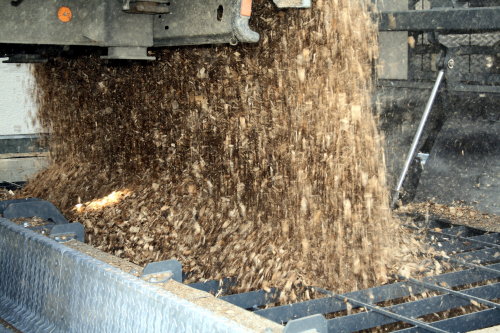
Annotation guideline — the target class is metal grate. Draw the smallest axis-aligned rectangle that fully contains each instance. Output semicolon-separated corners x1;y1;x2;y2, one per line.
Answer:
190;215;500;332
1;197;499;332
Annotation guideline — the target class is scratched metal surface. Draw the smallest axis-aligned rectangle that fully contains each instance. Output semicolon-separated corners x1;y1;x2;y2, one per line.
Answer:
0;218;253;333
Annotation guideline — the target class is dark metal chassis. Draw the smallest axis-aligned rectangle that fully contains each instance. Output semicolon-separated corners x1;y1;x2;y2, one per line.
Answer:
376;1;500;210
378;4;500;93
378;1;500;119
379;6;500;33
0;0;258;61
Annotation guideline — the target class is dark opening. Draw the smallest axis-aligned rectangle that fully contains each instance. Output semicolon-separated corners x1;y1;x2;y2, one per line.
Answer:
217;5;224;21
165;26;169;30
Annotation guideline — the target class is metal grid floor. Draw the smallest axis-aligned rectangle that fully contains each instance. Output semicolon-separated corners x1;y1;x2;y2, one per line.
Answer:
190;215;500;332
1;197;499;332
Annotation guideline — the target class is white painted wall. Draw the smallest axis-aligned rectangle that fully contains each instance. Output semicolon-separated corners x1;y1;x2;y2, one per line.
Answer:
0;60;45;181
0;59;39;136
378;0;409;80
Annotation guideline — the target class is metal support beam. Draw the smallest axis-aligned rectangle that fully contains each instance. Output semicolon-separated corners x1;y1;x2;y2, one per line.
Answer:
392;70;445;208
379;7;500;32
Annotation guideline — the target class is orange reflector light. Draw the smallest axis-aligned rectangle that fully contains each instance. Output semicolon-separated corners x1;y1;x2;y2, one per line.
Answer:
241;0;252;17
57;6;72;23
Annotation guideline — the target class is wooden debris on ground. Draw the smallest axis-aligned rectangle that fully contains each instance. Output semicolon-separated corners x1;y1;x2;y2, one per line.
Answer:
23;0;419;297
0;188;14;201
399;201;500;233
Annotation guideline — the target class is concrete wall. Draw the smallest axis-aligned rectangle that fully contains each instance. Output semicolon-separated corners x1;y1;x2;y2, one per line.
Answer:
378;0;409;80
0;60;39;135
0;60;47;182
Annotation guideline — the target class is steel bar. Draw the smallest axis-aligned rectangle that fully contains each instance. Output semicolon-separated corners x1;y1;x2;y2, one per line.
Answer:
433;233;500;253
255;282;425;323
315;287;448;333
327;283;500;332
255;295;345;324
0;134;41;140
378;80;500;95
436;239;491;254
413;45;500;56
438;226;475;237
432;230;500;247
403;277;500;309
436;255;500;275
394;309;500;333
448;233;499;246
452;247;500;264
404;223;500;252
422;263;500;286
187;277;236;294
379;7;500;32
448;83;500;94
411;71;500;85
221;289;280;309
392;70;445;208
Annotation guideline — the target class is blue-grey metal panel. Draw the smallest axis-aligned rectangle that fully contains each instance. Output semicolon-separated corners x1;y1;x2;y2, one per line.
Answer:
0;198;41;214
0;324;16;333
2;200;68;224
0;218;261;333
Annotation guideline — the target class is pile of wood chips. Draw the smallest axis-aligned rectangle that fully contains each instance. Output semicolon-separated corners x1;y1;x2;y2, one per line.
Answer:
23;0;417;299
0;188;14;201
